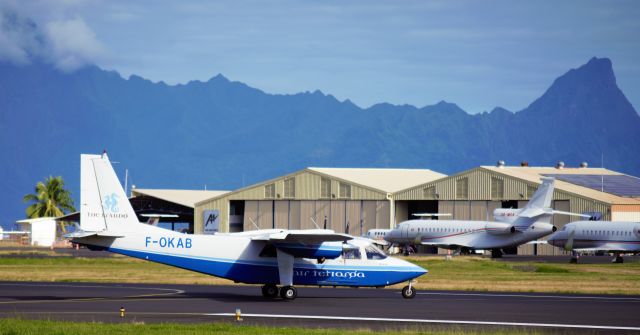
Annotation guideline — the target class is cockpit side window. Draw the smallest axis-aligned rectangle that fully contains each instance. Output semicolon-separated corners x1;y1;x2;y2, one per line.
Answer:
342;247;361;259
365;245;387;260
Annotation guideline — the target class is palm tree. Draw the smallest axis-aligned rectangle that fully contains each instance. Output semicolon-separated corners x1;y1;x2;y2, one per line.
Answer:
23;176;76;219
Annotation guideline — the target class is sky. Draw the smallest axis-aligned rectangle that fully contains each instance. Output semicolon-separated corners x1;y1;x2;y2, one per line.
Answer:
0;0;639;113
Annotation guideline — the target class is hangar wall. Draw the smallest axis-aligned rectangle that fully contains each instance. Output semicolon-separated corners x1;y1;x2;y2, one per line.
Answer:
241;200;389;235
195;169;391;233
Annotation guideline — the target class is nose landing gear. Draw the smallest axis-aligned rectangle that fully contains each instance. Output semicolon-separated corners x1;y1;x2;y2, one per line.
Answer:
401;280;417;299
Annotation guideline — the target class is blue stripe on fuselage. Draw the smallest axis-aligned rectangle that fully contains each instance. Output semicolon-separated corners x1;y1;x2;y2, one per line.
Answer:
107;247;424;286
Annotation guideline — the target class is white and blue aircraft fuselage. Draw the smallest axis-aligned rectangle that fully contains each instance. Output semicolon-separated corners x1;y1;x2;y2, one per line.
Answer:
68;154;427;300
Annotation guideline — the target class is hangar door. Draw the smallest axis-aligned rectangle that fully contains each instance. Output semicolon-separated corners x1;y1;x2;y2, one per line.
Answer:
242;200;390;233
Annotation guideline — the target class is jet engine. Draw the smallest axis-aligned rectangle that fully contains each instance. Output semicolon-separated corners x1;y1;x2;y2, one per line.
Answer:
484;222;516;235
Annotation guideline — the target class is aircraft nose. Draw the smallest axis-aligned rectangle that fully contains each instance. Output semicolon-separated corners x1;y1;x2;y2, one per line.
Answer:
383;231;394;242
401;258;428;275
547;231;563;247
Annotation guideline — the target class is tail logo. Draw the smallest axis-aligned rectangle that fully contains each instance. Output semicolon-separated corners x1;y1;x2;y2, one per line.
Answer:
103;193;120;213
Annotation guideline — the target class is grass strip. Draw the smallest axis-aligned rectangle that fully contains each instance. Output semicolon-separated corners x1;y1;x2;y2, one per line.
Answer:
0;318;549;335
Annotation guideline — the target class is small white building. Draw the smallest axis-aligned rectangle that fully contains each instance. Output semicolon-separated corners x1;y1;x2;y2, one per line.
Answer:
15;217;57;247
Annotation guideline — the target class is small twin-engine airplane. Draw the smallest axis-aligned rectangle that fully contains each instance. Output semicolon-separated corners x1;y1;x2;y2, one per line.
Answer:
67;153;427;300
547;221;640;263
379;178;586;257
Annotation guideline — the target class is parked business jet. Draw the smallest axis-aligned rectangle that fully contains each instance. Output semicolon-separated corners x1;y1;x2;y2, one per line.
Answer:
547;221;640;263
67;153;427;300
383;178;575;257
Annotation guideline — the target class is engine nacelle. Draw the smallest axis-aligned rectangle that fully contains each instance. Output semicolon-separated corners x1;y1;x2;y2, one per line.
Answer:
485;222;516;235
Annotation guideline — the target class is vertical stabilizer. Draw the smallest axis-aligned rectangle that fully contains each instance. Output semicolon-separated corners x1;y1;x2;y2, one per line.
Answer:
524;177;555;210
80;153;137;232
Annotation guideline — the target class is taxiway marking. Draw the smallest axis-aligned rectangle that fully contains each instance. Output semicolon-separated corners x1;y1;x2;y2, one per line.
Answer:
207;313;640;331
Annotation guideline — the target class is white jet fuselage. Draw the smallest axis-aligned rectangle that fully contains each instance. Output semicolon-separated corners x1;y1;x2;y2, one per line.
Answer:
548;221;640;252
385;219;555;250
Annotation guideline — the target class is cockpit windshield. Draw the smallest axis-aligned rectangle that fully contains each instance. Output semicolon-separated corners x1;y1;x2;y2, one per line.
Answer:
365;244;387;260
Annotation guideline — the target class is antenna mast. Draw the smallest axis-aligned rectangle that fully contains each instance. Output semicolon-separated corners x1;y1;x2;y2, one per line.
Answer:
601;153;604;192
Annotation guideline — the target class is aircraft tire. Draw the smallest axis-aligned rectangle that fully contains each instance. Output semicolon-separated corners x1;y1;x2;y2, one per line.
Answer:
280;285;297;300
262;284;279;298
401;285;416;299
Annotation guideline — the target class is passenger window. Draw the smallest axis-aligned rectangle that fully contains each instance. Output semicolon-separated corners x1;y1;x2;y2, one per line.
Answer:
342;248;361;259
365;245;387;260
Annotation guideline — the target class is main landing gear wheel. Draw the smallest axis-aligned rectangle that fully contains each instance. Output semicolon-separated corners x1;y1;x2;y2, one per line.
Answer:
612;254;624;263
261;284;279;298
280;285;297;300
401;285;416;299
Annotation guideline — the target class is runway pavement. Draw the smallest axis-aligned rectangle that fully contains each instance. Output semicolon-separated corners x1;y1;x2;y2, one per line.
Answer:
0;282;639;333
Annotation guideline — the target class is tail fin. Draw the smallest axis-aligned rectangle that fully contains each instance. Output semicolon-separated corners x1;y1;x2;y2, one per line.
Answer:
514;177;555;220
524;177;554;210
80;153;137;232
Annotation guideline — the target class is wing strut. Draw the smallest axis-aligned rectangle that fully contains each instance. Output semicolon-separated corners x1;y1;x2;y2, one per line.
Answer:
276;248;294;286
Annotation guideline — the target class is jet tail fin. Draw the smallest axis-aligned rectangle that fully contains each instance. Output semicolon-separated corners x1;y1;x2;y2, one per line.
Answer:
79;153;138;233
524;177;555;210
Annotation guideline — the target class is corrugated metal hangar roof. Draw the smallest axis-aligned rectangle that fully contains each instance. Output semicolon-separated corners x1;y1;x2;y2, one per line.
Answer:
542;174;640;197
481;166;640;205
308;167;446;193
131;189;230;208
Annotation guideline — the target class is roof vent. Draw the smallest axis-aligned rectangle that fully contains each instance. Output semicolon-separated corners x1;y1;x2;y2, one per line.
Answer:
520;161;529;167
556;161;565;169
497;160;505;168
580;162;588;168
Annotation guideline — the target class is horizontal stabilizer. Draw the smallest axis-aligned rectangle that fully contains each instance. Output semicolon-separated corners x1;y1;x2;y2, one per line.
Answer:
64;231;98;239
64;230;125;239
517;208;550;218
97;231;126;238
518;208;590;219
526;240;549;245
551;210;591;218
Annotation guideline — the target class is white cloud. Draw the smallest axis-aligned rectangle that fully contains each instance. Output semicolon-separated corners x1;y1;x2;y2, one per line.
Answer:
44;17;107;71
0;1;108;71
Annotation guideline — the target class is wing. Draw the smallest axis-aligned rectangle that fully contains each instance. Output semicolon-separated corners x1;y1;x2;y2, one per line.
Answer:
574;242;640;253
248;229;353;287
249;229;352;260
250;229;353;244
419;241;471;249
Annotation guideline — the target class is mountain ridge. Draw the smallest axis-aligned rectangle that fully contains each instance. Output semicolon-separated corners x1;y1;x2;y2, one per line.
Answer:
0;57;638;226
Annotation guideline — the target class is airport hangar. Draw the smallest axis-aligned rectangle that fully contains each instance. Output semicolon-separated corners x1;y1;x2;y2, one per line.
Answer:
181;162;640;256
393;161;640;255
193;167;447;236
